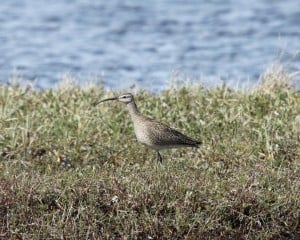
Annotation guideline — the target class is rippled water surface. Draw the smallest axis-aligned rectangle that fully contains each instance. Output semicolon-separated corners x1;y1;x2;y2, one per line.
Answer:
1;0;299;90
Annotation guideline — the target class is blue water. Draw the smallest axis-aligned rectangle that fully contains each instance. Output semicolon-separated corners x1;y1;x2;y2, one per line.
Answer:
1;0;299;90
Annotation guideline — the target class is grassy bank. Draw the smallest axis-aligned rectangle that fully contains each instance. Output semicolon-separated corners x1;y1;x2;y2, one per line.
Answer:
0;71;299;239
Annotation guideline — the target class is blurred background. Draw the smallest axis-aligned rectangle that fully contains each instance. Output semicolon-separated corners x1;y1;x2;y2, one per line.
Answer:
0;0;299;91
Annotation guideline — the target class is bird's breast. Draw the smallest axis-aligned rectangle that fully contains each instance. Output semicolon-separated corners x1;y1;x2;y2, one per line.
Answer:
134;124;150;145
132;119;158;148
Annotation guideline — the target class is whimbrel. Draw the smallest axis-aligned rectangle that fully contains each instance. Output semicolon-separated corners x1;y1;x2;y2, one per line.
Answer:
94;93;201;162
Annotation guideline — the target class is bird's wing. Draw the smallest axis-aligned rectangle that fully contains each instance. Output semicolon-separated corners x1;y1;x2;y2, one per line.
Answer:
147;120;201;147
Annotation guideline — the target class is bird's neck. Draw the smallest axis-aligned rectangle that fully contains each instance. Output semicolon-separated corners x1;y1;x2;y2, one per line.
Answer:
126;101;141;119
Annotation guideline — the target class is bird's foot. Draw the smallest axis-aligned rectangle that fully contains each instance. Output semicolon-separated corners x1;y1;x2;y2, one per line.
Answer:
156;151;163;163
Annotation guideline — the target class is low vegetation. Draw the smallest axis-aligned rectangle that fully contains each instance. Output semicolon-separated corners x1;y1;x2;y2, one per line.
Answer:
0;67;299;239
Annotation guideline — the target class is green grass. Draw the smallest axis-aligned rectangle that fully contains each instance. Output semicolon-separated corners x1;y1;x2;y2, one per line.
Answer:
0;69;299;239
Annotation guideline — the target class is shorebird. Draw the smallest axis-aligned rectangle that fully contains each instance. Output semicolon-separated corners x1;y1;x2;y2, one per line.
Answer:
93;93;201;162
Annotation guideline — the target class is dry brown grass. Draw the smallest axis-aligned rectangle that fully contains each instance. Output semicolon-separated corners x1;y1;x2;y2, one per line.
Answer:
0;70;299;239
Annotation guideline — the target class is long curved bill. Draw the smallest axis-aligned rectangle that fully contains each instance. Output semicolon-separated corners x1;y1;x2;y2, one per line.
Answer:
93;97;118;106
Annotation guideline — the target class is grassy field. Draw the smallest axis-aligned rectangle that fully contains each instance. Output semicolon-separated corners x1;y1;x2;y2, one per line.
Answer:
0;68;299;239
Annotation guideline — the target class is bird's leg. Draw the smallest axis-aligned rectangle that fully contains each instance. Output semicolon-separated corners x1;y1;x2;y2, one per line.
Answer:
156;151;163;163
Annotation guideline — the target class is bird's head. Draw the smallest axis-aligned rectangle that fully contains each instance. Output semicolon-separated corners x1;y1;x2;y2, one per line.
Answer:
93;93;134;106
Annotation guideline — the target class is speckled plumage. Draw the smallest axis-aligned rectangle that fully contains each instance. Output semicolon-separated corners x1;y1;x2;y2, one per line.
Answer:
94;93;201;162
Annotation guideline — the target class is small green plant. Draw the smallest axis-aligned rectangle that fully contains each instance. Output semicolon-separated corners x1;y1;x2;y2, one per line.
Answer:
0;68;299;239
